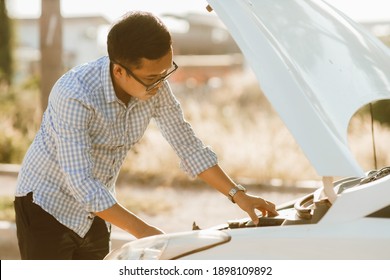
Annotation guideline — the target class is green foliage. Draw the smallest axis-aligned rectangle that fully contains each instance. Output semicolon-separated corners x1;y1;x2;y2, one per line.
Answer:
358;100;390;127
372;100;390;127
0;84;41;163
0;196;14;221
0;0;12;85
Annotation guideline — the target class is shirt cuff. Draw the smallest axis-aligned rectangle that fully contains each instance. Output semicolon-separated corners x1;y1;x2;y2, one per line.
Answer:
69;175;118;213
86;185;117;213
180;146;218;178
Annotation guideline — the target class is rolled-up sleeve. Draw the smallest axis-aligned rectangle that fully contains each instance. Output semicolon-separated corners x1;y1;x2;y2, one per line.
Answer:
51;88;117;213
153;83;218;178
179;146;218;178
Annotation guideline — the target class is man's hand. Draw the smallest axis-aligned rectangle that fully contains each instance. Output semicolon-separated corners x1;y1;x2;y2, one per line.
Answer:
139;224;165;238
233;191;279;225
197;164;279;225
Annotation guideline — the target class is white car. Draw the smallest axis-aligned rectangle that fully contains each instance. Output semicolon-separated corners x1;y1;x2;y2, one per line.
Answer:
105;0;390;260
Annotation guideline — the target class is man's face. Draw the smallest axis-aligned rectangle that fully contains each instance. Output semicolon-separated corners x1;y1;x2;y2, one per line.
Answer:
112;48;174;101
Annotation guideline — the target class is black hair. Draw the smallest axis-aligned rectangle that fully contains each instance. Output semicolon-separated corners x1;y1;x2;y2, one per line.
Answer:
107;11;172;68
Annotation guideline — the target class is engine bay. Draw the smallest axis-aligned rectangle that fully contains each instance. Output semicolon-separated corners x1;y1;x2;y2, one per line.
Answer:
193;167;390;231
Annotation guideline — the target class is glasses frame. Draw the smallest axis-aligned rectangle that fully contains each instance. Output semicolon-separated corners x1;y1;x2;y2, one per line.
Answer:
112;60;178;92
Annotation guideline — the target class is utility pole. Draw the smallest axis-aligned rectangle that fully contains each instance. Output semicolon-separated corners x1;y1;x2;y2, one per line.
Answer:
40;0;63;112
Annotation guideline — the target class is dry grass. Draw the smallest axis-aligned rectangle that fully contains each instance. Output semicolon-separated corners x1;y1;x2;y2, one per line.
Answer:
120;71;318;185
120;71;390;186
1;71;389;186
348;114;390;171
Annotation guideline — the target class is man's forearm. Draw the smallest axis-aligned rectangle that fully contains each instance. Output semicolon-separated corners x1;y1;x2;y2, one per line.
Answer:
94;203;164;238
198;164;237;197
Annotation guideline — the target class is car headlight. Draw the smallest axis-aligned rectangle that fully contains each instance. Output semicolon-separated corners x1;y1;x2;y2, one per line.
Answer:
104;230;230;260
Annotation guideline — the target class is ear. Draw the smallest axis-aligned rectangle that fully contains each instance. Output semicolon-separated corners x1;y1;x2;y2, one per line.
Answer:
112;64;125;79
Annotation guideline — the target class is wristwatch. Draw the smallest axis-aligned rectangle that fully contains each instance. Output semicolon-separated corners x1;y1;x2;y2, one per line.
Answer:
228;184;247;203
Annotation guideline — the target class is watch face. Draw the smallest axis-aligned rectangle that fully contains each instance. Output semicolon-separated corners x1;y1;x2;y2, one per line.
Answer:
229;188;238;197
228;185;247;202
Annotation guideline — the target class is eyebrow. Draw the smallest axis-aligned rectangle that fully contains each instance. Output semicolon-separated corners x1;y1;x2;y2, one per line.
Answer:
144;68;170;78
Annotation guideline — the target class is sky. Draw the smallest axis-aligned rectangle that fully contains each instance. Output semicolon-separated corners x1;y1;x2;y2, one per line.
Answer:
6;0;390;22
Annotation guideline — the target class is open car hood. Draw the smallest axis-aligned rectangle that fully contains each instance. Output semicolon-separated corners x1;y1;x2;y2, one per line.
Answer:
207;0;390;177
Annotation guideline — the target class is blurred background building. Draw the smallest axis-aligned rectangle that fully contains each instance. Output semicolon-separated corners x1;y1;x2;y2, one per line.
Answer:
12;15;110;83
10;10;390;88
11;12;244;88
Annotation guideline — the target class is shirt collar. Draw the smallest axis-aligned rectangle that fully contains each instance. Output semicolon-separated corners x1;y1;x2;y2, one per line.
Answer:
101;56;117;103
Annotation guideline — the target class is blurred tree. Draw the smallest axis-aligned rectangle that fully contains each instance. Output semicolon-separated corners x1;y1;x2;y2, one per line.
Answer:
372;100;390;127
40;0;63;112
0;0;12;85
360;100;390;127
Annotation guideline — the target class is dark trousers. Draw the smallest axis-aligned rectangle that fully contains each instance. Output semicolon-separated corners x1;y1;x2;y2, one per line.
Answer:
14;192;110;260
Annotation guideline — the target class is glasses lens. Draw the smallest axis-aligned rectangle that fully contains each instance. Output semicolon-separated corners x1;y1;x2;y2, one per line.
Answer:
146;62;178;91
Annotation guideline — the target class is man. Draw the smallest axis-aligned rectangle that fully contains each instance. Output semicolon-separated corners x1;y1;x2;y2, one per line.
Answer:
14;11;278;260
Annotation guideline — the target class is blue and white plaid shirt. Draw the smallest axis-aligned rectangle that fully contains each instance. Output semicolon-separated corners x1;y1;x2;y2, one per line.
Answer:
15;56;217;237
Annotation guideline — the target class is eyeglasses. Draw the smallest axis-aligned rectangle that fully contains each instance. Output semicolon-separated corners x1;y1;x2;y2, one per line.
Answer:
112;60;178;92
